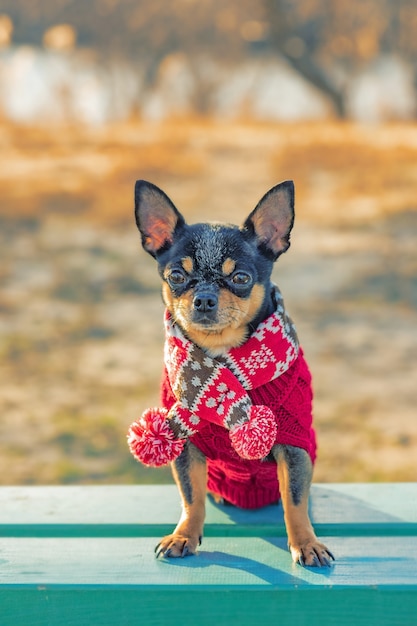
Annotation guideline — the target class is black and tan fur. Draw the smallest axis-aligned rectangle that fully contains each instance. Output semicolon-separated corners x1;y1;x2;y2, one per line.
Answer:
134;180;334;567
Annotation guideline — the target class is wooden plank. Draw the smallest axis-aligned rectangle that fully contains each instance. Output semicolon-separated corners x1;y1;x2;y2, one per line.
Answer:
309;483;417;524
1;536;417;626
0;484;416;537
1;588;416;626
1;536;417;587
1;485;416;625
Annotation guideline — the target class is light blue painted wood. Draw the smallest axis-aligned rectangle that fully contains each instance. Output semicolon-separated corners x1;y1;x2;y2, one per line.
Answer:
0;483;416;528
0;484;416;626
309;483;417;524
0;484;416;540
0;536;417;588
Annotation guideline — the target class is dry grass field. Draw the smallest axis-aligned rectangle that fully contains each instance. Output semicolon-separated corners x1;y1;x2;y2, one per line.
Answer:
0;118;416;486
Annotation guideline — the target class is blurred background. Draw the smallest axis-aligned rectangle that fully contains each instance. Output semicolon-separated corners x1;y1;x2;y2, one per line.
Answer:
0;0;416;486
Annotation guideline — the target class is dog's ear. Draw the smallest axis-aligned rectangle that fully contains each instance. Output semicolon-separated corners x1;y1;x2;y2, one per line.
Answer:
134;180;185;257
243;181;295;260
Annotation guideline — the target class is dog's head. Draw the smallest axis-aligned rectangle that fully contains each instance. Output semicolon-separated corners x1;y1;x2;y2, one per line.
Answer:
134;180;294;354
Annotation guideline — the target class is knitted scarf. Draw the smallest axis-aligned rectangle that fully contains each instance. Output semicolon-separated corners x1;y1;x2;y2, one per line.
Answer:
128;286;299;467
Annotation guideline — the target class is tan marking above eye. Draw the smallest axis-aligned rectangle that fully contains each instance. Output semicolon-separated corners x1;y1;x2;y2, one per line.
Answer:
181;256;194;274
222;258;236;276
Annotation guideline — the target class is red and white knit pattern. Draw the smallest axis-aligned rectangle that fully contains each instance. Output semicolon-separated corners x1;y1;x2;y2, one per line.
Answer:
225;289;299;388
128;286;301;466
164;286;299;438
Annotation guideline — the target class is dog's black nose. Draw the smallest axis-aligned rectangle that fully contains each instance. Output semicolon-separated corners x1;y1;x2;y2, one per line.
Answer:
193;292;218;313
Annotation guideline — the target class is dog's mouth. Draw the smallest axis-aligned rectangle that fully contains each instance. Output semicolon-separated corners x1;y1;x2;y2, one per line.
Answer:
193;324;225;335
183;305;249;335
169;308;224;333
189;317;228;334
179;312;237;336
191;312;220;328
168;294;251;340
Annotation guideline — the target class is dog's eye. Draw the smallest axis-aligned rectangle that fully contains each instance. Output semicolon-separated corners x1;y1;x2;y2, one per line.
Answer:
168;270;186;285
231;271;251;285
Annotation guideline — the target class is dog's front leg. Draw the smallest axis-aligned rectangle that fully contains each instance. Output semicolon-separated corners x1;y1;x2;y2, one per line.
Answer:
273;444;334;567
155;442;207;558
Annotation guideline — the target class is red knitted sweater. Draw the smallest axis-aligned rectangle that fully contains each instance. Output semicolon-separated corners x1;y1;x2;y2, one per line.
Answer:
160;348;316;509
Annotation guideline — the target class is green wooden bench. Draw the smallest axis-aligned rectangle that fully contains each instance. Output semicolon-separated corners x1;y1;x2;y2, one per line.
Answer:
1;483;416;625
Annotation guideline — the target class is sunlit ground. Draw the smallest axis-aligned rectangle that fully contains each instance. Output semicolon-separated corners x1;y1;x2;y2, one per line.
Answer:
1;117;416;485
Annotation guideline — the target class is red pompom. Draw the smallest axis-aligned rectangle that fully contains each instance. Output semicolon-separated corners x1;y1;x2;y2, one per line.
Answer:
127;407;185;467
229;405;277;460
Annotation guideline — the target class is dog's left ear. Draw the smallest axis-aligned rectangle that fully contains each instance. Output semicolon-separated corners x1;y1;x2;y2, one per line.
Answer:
243;181;295;260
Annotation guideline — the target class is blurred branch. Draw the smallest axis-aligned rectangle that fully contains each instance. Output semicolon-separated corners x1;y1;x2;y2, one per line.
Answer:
2;0;417;117
264;0;417;118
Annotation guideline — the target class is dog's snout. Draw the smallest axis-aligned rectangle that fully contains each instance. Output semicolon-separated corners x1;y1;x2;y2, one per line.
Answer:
193;292;218;313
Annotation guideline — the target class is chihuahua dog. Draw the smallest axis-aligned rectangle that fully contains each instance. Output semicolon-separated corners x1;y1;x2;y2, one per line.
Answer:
134;179;334;567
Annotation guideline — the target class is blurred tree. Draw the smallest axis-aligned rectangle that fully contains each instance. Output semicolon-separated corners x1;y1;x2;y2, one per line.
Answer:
0;0;266;113
2;0;417;116
265;0;417;116
1;0;259;64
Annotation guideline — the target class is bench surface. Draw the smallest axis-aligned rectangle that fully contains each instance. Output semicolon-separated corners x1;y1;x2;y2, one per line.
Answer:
1;483;416;625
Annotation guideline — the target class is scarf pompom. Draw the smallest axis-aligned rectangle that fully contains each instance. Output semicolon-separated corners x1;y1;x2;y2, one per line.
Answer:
127;408;185;467
229;405;277;460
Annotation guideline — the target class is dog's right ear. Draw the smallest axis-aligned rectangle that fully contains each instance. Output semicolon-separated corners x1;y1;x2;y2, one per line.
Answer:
134;180;185;257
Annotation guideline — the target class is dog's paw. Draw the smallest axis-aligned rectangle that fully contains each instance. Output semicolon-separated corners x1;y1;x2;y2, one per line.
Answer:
155;534;202;558
289;539;335;567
